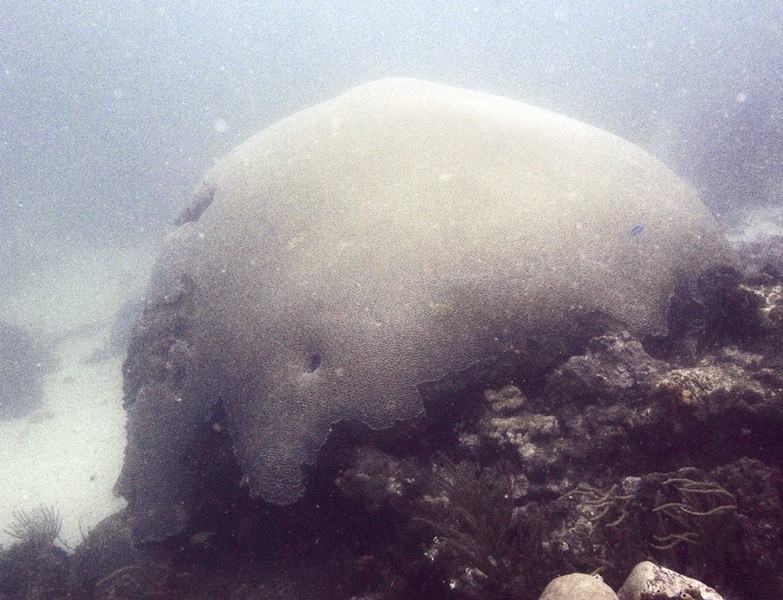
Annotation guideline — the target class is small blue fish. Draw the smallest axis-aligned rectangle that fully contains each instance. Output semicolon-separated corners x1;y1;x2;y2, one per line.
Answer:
630;224;644;236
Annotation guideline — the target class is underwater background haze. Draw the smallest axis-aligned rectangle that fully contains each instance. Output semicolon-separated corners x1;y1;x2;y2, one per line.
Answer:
3;1;782;256
0;0;782;559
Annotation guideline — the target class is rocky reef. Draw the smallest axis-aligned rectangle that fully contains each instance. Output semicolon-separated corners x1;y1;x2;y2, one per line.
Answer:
2;232;779;600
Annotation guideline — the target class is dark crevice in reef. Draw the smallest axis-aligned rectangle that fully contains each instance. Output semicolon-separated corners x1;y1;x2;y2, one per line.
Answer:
174;182;216;226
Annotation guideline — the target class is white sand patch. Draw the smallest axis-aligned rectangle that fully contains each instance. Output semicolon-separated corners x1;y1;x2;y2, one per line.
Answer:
0;243;155;549
725;205;783;246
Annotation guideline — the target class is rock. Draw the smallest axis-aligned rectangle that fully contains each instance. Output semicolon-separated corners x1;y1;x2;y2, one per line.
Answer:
0;536;70;600
538;573;617;600
711;458;783;597
545;331;669;407
484;385;527;413
698;265;764;341
70;509;158;596
481;412;559;449
617;561;723;600
652;356;777;448
334;447;420;513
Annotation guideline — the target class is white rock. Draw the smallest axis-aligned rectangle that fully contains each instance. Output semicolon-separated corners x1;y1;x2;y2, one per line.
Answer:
618;561;723;600
538;573;618;600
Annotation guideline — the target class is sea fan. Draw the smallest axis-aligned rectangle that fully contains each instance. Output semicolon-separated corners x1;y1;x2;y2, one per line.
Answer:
4;505;62;546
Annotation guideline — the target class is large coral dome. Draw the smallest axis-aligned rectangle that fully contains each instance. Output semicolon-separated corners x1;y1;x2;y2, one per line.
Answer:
117;79;729;542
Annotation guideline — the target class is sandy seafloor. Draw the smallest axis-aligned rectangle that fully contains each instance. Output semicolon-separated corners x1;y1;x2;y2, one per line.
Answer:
0;241;155;550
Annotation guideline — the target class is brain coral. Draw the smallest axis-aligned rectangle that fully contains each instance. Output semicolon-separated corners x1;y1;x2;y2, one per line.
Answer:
117;78;728;541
